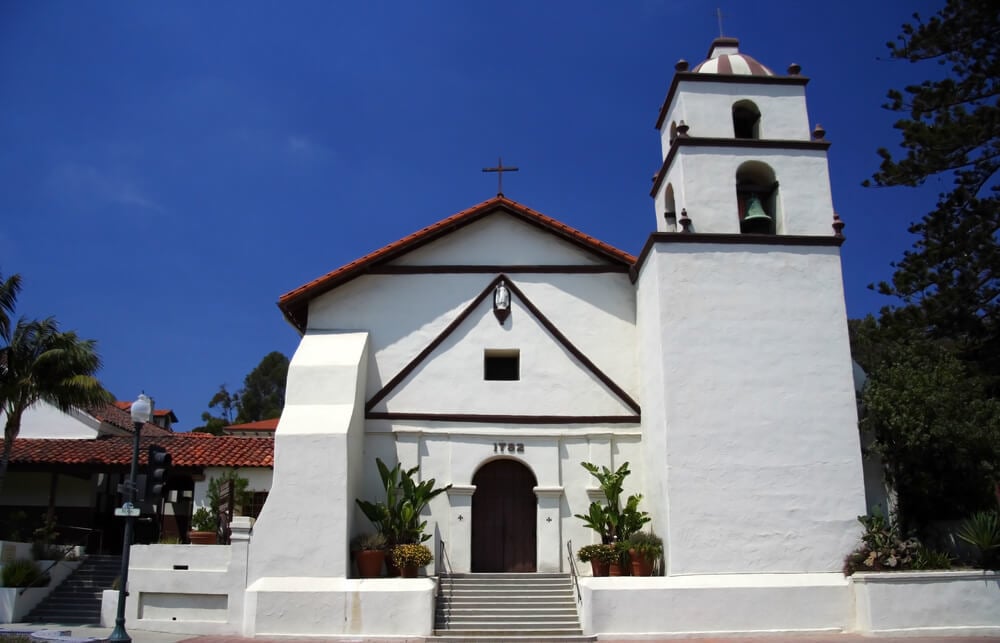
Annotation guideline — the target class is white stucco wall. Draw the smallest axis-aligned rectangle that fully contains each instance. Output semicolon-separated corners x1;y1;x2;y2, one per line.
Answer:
315;272;637;413
660;81;810;151
395;212;608;266
0;401;100;439
655;146;834;235
637;242;866;574
852;571;1000;635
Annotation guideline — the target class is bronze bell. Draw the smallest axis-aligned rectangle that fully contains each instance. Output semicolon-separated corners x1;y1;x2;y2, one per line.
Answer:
742;195;773;233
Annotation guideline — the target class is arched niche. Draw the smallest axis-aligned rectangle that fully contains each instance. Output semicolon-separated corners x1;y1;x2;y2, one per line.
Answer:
664;183;677;231
732;100;761;139
735;160;779;234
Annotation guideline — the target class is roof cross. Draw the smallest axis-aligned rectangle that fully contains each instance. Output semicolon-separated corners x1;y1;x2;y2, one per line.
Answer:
482;156;519;197
716;8;725;37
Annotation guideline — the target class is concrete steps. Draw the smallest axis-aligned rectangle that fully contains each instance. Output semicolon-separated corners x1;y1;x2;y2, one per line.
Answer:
25;555;121;625
431;573;593;642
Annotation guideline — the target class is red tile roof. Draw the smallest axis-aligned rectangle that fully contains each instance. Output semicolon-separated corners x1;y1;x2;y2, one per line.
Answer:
88;403;173;436
224;418;278;432
277;196;637;332
113;401;178;423
3;434;274;469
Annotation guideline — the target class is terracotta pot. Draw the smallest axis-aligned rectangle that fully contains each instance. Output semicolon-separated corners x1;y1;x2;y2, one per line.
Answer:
400;565;418;578
385;560;401;578
608;561;623;576
355;549;385;578
589;560;610;577
188;531;217;545
629;549;654;576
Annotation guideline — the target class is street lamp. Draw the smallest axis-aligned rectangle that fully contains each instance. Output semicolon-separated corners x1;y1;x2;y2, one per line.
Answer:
108;393;151;643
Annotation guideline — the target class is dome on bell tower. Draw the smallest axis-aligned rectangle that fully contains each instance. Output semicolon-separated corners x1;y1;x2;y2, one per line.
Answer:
691;37;774;76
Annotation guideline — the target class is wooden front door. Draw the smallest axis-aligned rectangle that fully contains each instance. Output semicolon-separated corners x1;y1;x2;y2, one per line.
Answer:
471;459;537;572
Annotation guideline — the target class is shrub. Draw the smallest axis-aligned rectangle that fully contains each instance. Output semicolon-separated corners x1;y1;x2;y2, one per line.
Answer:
843;512;950;575
190;507;218;533
2;558;49;588
390;543;433;567
957;510;1000;570
627;531;664;558
351;532;387;551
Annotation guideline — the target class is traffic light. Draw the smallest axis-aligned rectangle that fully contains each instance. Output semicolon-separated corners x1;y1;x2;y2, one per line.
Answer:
146;445;172;503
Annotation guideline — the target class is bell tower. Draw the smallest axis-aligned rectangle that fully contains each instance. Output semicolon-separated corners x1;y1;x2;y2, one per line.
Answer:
635;37;866;577
650;37;837;236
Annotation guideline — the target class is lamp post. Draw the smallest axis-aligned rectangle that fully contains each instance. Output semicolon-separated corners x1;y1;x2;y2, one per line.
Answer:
108;393;151;643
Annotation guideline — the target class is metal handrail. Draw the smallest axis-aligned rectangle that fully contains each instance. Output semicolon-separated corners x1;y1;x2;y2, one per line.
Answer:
438;538;453;576
566;540;582;603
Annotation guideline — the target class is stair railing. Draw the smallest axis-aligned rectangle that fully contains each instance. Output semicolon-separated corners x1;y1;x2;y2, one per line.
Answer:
437;538;453;576
436;539;454;629
566;539;582;603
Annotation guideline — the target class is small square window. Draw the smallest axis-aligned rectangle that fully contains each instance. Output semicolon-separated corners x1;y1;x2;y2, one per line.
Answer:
484;349;519;381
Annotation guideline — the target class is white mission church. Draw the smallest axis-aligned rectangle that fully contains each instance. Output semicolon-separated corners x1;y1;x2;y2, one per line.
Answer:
110;37;986;639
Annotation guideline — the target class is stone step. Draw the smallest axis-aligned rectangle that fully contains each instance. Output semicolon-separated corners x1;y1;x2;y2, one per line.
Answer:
432;627;586;637
429;637;595;643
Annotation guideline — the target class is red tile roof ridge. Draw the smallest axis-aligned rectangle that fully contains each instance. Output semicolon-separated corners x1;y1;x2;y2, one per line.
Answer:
277;196;636;331
224;418;279;431
3;435;274;468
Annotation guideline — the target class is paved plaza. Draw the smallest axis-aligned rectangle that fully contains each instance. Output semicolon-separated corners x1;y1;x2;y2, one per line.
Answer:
6;623;1000;643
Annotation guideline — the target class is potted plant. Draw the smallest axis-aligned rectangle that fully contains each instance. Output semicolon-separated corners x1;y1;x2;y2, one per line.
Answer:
577;543;618;577
352;532;388;578
189;507;218;544
627;531;663;576
390;543;433;577
574;461;650;576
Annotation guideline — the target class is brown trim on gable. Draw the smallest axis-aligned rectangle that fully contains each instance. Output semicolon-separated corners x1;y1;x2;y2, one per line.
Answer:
277;196;635;332
503;279;641;414
368;265;629;275
650;137;832;198
364;275;502;412
366;412;640;425
631;231;845;282
365;274;641;415
655;72;810;130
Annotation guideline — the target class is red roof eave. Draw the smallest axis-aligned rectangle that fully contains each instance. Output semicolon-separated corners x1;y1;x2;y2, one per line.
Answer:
277;196;636;332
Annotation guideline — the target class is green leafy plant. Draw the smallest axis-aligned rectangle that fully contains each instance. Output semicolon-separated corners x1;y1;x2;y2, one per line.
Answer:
957;510;1000;569
356;458;451;545
390;543;433;567
1;558;48;588
576;543;619;564
207;469;252;517
843;512;950;575
351;532;388;551
190;507;218;533
574;461;649;543
627;531;664;558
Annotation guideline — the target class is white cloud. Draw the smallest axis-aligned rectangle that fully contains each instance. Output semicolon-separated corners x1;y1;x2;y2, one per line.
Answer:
49;163;165;214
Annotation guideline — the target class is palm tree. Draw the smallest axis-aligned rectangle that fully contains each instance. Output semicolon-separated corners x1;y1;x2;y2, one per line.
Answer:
0;272;112;489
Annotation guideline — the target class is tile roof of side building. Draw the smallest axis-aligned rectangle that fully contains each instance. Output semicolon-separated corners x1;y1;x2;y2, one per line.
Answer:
2;434;274;468
277;195;637;332
88;403;174;436
224;418;279;433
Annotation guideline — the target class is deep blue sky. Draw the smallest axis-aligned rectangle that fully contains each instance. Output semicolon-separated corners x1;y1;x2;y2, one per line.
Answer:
1;1;945;430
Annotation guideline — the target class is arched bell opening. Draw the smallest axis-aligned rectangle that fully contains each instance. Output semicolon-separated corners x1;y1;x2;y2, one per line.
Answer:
663;183;677;231
736;161;779;234
732;100;761;140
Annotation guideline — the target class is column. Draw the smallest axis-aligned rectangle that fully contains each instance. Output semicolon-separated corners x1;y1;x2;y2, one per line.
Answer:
534;486;563;572
446;485;475;573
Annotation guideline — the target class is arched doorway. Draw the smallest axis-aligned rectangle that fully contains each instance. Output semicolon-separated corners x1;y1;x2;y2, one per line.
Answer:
471;459;537;572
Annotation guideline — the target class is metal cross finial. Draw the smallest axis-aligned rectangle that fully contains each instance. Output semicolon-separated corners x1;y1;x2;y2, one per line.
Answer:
482;156;519;197
716;8;725;37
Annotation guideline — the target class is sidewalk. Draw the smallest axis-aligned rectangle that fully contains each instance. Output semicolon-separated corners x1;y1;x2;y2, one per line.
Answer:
7;625;1000;643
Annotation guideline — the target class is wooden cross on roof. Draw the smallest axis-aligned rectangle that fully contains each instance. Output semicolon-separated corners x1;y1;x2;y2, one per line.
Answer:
482;156;519;197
